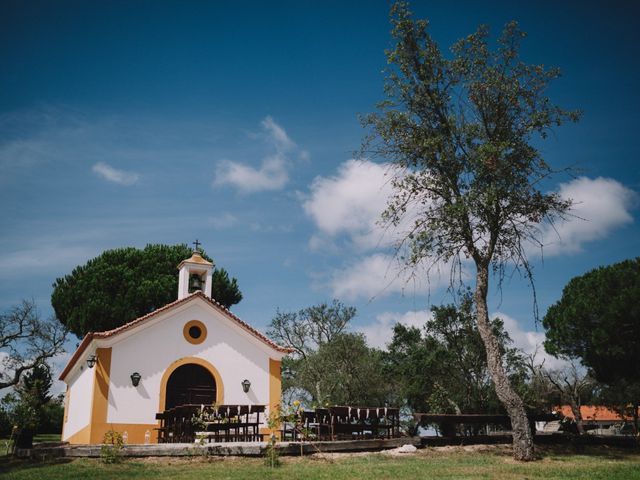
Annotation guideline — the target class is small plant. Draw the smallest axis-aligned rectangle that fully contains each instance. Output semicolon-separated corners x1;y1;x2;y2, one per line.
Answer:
283;400;314;456
3;426;17;455
191;412;207;431
264;400;316;466
264;408;284;468
191;402;218;430
186;434;210;459
263;433;281;468
100;429;124;464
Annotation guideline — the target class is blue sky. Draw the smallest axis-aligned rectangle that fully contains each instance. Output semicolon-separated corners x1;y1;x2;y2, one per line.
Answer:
1;1;638;385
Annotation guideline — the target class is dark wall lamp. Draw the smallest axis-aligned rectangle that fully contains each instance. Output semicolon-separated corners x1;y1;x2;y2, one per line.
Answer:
241;379;251;393
130;372;142;387
87;354;97;369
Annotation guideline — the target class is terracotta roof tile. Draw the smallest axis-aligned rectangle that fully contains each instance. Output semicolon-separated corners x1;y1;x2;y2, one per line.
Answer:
59;292;293;381
557;405;638;422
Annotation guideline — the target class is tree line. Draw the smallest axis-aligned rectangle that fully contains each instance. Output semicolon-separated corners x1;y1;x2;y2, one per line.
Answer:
267;257;639;437
0;249;637;448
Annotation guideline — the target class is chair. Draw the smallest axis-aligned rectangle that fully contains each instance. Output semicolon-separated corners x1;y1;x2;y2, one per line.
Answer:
330;406;353;440
313;408;332;441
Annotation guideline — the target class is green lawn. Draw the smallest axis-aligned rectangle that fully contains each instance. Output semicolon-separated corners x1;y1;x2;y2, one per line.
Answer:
0;433;62;455
32;434;62;443
1;445;639;480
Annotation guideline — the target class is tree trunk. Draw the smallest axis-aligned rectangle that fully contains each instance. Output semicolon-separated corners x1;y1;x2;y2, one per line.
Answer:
474;264;535;461
569;401;585;435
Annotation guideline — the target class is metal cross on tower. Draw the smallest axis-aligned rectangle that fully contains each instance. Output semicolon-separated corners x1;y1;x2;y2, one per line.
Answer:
192;239;201;253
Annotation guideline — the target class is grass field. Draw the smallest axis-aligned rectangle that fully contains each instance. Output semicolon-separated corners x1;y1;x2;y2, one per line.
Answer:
1;444;639;480
0;434;62;455
31;434;61;443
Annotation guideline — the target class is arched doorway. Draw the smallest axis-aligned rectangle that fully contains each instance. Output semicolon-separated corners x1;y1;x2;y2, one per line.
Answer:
165;363;217;409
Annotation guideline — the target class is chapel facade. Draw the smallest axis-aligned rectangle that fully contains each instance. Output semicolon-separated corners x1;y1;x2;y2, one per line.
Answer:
59;248;291;444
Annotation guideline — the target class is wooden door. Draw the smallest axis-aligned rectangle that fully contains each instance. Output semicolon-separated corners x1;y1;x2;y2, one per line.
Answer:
165;363;216;409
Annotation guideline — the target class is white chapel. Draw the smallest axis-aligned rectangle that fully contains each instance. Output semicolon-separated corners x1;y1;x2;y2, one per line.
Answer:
59;248;291;444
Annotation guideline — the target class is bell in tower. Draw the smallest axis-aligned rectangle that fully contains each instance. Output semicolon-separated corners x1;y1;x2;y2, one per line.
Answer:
177;240;214;300
189;273;204;293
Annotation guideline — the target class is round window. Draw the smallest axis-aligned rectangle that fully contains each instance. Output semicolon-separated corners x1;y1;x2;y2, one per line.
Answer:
183;320;207;345
188;325;202;339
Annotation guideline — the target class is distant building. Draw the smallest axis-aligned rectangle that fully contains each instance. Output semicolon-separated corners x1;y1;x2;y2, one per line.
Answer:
59;248;292;444
555;405;639;434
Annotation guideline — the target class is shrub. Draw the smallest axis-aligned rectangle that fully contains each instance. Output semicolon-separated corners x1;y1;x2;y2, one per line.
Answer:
100;430;124;464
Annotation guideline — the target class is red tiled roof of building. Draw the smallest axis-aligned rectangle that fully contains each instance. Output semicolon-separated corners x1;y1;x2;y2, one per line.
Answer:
556;405;637;422
59;291;293;381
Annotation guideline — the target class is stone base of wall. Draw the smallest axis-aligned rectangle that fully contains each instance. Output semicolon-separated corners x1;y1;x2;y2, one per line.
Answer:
15;436;420;458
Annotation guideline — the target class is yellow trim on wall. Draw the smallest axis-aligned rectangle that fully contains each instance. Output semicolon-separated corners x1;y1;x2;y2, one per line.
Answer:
65;423;91;444
158;356;224;412
92;423;159;445
183;320;207;345
63;387;69;423
61;387;69;440
268;358;281;411
89;347;112;444
67;423;160;445
260;426;281;440
268;358;282;434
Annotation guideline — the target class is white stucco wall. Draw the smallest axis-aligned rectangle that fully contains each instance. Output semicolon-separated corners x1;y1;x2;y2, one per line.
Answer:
63;362;95;439
104;298;276;425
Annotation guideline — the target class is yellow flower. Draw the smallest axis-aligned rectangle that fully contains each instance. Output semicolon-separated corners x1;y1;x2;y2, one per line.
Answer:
293;400;300;407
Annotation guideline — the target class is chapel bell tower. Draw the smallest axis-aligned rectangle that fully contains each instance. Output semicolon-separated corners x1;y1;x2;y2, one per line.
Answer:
178;240;214;300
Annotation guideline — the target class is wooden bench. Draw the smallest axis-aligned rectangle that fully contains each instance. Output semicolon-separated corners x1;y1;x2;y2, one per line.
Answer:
329;406;401;440
414;413;558;437
156;404;266;443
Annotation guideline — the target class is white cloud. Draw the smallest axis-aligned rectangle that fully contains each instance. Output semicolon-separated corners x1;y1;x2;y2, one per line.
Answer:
299;149;310;162
304;159;396;250
49;350;72;396
92;162;139;186
215;155;288;193
0;111;101;186
304;160;635;303
0;108;227;189
213;116;298;193
359;309;431;349
0;351;10;387
493;312;568;370
208;212;239;230
304;159;462;300
305;164;635;260
536;177;636;256
328;254;402;300
261;116;294;152
0;138;50;172
0;244;98;278
327;253;449;300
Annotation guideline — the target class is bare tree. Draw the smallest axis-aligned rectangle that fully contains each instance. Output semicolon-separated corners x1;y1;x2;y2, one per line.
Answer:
0;300;67;390
530;358;594;434
267;300;354;359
